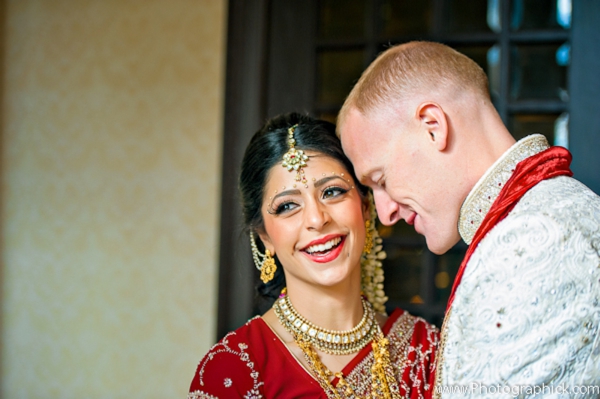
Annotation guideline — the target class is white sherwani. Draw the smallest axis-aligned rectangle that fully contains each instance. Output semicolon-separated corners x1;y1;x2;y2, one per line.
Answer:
436;135;600;398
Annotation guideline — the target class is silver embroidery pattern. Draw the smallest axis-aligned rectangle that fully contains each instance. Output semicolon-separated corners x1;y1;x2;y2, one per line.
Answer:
187;391;217;399
398;320;439;397
458;134;549;244
189;317;264;399
442;175;600;398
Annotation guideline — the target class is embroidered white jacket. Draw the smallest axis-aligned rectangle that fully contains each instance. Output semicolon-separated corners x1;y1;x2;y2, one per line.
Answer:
438;135;600;399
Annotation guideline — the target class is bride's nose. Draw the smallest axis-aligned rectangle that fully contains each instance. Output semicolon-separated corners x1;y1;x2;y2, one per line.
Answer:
304;200;331;231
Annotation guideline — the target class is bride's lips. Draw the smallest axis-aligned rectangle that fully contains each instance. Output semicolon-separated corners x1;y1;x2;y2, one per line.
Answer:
406;212;417;226
301;235;346;264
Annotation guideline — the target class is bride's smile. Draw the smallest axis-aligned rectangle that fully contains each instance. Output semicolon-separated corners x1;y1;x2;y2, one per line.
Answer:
258;154;368;289
303;235;343;254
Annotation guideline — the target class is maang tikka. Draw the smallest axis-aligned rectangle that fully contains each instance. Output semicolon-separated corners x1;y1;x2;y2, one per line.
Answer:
281;124;309;185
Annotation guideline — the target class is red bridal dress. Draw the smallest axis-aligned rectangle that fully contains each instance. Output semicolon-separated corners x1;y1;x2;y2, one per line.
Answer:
189;308;438;398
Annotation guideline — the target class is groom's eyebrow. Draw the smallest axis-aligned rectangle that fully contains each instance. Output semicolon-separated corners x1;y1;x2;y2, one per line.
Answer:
361;168;383;186
353;167;371;185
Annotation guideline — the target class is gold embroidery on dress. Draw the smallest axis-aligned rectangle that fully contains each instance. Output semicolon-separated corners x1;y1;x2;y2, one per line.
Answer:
314;312;437;399
340;313;414;398
458;135;549;244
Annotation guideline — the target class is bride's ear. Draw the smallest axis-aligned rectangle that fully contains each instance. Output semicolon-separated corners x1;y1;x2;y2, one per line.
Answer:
257;231;275;256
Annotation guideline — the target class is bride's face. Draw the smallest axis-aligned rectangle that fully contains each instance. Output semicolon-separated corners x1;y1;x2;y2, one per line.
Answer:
258;153;368;290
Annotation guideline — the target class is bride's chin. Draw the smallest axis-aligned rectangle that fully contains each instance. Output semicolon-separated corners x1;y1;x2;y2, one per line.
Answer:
315;267;362;287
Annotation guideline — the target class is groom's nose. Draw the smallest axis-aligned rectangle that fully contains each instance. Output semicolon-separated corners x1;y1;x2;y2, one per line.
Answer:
372;188;401;226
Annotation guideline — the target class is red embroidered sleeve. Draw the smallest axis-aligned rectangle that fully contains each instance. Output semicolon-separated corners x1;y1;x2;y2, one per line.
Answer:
188;330;265;399
395;316;439;399
409;319;439;399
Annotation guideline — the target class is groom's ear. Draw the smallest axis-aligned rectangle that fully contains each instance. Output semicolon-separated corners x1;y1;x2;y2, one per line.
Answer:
416;102;448;152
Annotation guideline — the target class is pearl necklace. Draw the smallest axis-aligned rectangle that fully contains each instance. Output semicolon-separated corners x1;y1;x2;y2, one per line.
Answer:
273;293;377;356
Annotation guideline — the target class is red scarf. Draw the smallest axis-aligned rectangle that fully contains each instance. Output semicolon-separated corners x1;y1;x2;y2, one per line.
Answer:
446;146;573;312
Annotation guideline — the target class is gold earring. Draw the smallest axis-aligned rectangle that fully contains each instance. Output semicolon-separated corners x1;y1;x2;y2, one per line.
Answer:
250;233;277;283
363;220;373;254
260;250;277;283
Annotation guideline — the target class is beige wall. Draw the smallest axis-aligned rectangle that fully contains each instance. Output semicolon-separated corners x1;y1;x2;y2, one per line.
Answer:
1;0;226;397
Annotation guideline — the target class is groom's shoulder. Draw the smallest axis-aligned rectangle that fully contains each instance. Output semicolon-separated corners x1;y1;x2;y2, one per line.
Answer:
473;176;600;274
511;175;600;231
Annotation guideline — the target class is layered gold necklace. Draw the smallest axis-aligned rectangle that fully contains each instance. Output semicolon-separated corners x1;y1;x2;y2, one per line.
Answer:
273;292;401;399
273;293;377;355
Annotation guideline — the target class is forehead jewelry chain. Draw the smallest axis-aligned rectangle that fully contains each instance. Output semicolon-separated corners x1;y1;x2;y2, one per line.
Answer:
281;124;309;186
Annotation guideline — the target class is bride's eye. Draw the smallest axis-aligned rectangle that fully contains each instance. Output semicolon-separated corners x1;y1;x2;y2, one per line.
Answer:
273;201;299;215
322;186;348;199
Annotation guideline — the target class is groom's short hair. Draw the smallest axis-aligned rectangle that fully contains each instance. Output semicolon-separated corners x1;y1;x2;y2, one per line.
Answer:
338;41;490;127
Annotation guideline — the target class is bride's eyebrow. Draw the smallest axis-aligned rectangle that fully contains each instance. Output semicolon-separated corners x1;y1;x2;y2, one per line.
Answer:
270;189;301;203
313;175;350;188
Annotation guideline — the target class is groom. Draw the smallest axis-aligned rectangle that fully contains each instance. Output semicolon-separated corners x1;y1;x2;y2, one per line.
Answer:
338;41;600;397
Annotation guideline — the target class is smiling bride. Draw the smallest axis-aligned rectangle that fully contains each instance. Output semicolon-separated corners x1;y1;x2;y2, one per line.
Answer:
188;113;439;399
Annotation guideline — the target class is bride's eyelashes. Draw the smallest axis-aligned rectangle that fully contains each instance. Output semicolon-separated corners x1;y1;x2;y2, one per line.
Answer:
268;185;351;216
322;185;349;199
272;200;299;215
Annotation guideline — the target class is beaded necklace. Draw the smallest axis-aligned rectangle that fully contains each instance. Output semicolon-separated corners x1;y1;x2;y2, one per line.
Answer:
273;294;376;355
273;292;401;399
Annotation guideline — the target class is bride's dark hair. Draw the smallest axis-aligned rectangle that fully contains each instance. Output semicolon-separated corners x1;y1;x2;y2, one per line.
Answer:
239;112;366;307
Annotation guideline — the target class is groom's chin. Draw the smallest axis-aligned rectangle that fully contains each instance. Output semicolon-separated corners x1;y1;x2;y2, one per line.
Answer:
425;234;461;255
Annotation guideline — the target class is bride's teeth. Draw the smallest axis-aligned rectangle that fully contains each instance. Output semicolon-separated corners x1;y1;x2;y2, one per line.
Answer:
306;237;341;253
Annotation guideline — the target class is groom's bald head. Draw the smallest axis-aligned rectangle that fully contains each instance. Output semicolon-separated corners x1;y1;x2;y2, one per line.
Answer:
337;41;490;132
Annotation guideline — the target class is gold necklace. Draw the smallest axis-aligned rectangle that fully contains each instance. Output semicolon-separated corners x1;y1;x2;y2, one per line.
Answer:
273;294;377;355
273;293;401;399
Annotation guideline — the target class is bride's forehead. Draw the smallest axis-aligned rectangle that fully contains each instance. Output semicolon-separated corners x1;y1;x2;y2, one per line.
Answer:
265;156;349;185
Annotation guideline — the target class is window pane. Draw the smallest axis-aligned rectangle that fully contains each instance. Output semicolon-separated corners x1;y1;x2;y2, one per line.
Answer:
382;247;424;303
316;50;364;106
554;112;569;148
508;113;560;142
510;0;571;30
319;0;366;40
510;44;568;101
455;45;501;102
434;251;462;305
380;220;425;305
446;0;493;33
379;0;432;37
